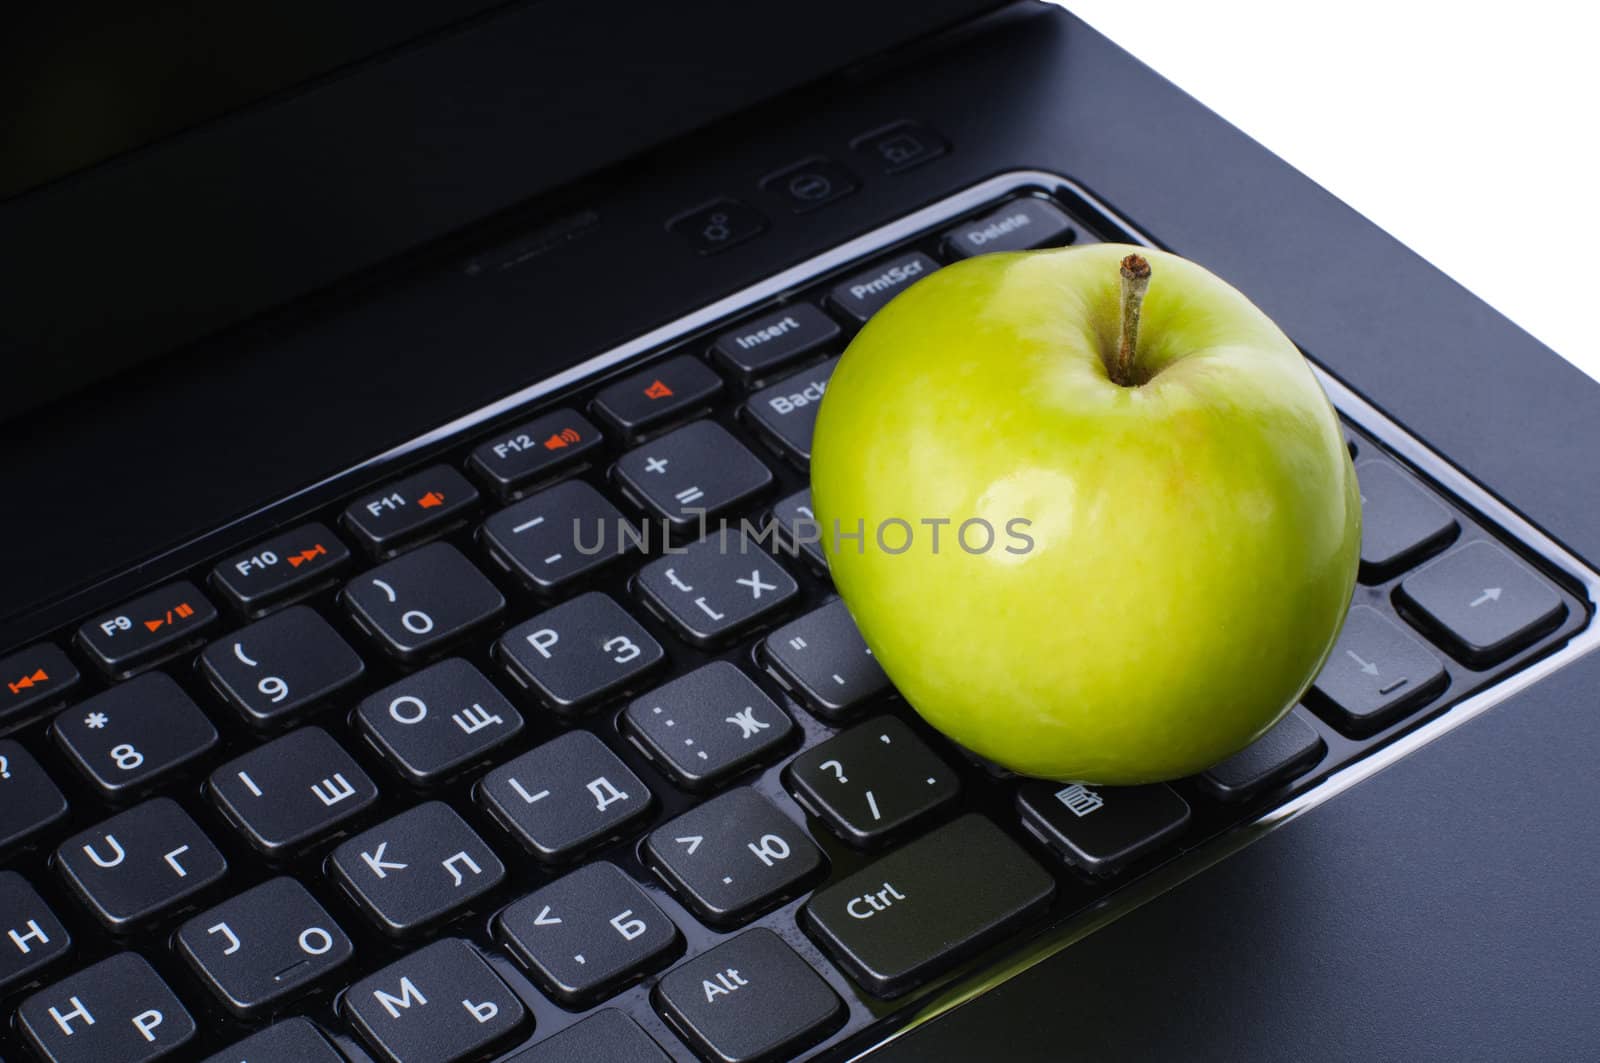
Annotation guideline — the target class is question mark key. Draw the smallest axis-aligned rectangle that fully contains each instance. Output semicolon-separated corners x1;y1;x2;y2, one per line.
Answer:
0;740;69;849
784;716;960;848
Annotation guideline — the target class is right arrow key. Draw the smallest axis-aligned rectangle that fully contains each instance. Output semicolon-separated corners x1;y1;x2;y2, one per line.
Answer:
1396;540;1567;668
1310;605;1448;736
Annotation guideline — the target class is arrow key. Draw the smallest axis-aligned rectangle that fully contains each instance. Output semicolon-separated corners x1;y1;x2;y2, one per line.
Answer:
1310;605;1448;735
1398;540;1566;667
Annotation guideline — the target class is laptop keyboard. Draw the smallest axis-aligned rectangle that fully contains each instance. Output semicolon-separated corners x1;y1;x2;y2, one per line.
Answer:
0;175;1591;1062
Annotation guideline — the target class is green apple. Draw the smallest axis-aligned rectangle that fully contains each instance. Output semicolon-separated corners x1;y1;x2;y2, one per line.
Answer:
810;242;1359;784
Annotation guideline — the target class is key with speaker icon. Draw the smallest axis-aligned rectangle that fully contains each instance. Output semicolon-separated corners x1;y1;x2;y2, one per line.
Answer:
342;465;480;555
469;409;604;498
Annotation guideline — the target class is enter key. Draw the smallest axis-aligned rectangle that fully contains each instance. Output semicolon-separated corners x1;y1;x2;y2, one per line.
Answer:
1309;604;1449;736
801;814;1055;999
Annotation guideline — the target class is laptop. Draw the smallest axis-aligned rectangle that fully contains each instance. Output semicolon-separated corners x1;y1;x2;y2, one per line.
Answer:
4;3;1597;1060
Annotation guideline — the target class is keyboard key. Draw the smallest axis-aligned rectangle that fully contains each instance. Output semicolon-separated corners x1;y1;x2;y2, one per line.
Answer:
344;938;526;1063
636;532;799;645
613;419;774;532
744;355;836;465
594;354;724;439
343;464;479;554
211;523;351;615
481;479;633;592
77;581;217;676
942;197;1079;258
802;814;1055;998
342;542;505;661
644;788;823;925
0;642;79;724
770;488;826;567
0;739;68;849
56;798;227;930
852;120;947;174
764;599;890;719
761;156;858;213
497;862;679;1005
1017;780;1190;875
623;662;795;790
18;952;197;1063
357;658;524;784
653;928;843;1063
1197;707;1326;803
498;592;665;713
787;716;959;846
53;673;219;798
1397;540;1566;666
331;802;504;934
209;727;379;855
1356;461;1459;582
469;408;604;498
668;197;767;256
826;251;939;323
710;303;841;383
0;871;71;993
479;730;653;861
505;1010;669;1063
199;605;365;726
202;1018;345;1063
177;877;353;1015
1309;605;1449;735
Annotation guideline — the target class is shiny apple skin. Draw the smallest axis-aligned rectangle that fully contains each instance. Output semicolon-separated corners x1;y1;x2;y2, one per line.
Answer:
810;243;1360;784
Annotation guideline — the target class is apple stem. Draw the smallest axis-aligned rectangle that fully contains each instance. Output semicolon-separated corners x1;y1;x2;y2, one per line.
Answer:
1114;253;1152;386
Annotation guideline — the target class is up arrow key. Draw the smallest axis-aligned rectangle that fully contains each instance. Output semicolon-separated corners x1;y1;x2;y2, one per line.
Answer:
1469;587;1502;607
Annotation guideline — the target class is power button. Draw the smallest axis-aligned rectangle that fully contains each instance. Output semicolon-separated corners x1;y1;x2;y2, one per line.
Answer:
667;198;767;255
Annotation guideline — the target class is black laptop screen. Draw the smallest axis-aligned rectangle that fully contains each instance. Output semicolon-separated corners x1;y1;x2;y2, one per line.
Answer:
2;1;513;201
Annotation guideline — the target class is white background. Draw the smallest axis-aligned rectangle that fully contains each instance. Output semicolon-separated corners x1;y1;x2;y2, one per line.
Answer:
1062;2;1599;381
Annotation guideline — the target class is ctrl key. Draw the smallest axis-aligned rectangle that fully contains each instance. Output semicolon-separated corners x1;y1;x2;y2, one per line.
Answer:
344;938;527;1063
18;952;197;1063
654;928;844;1063
801;814;1056;998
